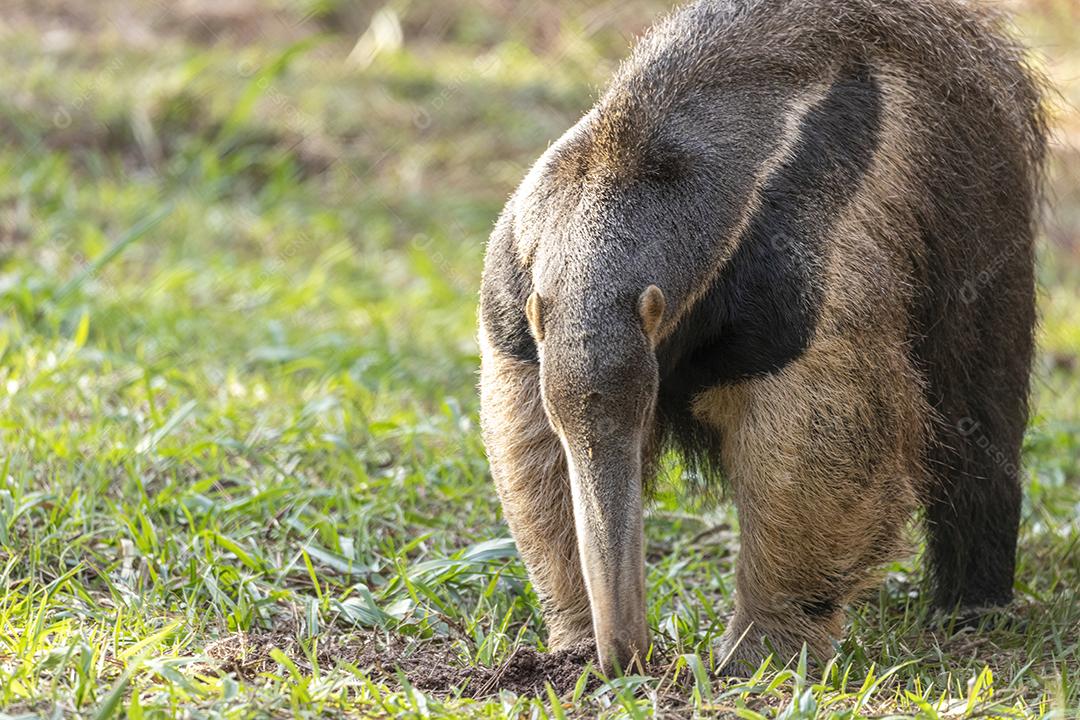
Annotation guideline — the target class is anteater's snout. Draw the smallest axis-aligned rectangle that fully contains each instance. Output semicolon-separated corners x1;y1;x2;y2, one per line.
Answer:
597;617;650;676
568;445;650;677
522;287;666;677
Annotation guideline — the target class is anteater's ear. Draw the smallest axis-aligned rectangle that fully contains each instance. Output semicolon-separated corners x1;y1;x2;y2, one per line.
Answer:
638;285;666;344
525;292;545;342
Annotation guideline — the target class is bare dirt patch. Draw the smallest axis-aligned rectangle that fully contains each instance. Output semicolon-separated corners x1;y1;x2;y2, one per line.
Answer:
203;629;601;698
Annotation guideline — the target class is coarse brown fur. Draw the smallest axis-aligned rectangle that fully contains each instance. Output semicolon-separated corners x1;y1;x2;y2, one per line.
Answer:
478;0;1048;676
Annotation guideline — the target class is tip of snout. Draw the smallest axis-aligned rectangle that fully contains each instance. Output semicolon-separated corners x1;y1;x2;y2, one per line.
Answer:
597;632;649;677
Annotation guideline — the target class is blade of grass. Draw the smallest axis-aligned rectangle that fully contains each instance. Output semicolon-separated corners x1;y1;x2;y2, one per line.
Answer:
54;205;174;302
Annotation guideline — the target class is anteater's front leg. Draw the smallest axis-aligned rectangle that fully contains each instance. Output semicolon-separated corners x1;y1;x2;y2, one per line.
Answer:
696;338;926;674
479;344;592;650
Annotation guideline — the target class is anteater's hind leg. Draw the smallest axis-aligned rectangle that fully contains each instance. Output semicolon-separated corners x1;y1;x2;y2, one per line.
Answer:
922;423;1022;612
479;344;593;649
918;279;1033;611
694;337;926;673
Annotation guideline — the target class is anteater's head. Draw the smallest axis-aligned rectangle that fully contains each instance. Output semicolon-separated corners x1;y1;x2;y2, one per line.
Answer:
522;193;668;673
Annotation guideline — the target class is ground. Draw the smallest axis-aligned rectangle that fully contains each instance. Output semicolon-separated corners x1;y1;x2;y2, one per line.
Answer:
0;0;1078;717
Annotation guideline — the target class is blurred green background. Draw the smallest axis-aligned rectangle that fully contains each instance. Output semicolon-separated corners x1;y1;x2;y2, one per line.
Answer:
0;1;1077;717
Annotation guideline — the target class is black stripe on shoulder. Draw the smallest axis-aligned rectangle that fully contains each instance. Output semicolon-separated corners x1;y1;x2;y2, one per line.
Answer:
479;211;538;363
658;65;883;459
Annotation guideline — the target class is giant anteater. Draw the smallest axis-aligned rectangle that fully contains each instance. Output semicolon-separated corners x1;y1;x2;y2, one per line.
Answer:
478;0;1048;675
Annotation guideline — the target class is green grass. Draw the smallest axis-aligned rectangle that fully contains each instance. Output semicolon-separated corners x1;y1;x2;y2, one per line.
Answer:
0;1;1078;717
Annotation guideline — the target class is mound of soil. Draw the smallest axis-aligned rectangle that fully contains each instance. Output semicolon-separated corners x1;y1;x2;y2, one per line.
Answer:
449;643;597;698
